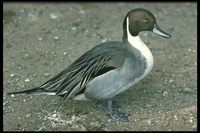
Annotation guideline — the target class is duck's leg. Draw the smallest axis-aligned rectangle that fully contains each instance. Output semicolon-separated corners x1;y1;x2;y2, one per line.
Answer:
98;100;130;122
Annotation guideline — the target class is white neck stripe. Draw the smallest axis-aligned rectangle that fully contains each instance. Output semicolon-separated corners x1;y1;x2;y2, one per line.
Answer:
126;17;154;76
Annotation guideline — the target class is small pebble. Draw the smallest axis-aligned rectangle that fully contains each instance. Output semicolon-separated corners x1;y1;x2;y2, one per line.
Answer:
146;119;152;125
10;73;15;77
183;88;192;93
44;73;50;77
54;36;58;40
50;13;58;19
163;91;168;96
26;114;32;117
25;78;30;82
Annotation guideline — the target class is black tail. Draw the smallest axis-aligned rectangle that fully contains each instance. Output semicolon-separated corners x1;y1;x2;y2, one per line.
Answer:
7;87;56;95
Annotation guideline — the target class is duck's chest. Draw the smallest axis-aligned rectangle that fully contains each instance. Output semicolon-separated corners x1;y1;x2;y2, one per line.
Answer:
122;37;154;85
128;35;154;76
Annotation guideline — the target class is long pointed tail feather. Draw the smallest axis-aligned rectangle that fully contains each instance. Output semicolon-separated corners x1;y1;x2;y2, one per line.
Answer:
7;87;56;95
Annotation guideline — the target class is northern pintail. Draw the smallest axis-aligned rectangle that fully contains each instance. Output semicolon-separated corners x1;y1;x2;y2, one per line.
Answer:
8;8;171;121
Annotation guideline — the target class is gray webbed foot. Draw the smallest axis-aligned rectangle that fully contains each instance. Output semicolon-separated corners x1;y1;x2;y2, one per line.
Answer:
97;100;130;122
109;110;130;122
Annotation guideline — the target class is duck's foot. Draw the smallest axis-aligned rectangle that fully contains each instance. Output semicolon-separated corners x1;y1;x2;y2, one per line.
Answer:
109;110;130;122
97;100;130;122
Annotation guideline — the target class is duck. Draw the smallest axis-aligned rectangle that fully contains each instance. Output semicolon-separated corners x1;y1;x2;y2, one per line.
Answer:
7;8;171;122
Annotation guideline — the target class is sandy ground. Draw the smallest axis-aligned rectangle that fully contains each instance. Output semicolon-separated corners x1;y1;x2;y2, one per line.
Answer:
3;3;197;131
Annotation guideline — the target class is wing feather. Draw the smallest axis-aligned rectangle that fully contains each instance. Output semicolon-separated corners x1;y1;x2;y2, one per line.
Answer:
8;42;126;100
54;42;126;100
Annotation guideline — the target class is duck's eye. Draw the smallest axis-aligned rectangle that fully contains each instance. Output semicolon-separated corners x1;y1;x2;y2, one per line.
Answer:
143;18;149;23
